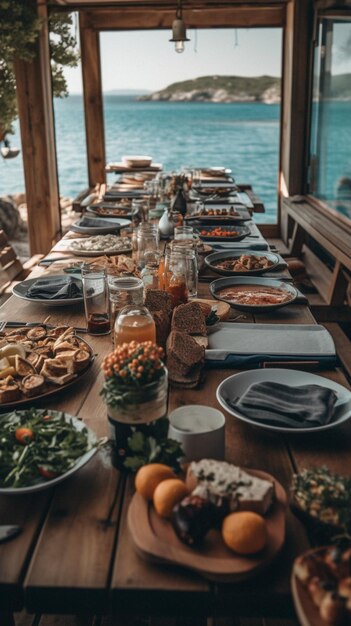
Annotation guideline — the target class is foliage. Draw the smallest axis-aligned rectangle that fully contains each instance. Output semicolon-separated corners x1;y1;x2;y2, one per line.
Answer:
0;2;79;136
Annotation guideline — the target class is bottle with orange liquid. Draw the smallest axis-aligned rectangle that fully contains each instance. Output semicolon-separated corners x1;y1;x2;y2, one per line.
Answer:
163;249;189;307
114;305;156;347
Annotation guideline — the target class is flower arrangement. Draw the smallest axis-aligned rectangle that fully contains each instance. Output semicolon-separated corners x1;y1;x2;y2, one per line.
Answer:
100;341;183;473
101;341;165;389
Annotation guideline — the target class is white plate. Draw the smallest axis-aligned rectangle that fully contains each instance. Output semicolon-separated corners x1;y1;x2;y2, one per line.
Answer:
0;411;98;494
216;369;351;434
71;244;132;257
12;275;84;307
71;217;131;235
122;155;152;168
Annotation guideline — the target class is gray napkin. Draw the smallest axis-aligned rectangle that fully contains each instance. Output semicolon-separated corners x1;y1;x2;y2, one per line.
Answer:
79;217;120;229
229;382;338;428
26;276;82;300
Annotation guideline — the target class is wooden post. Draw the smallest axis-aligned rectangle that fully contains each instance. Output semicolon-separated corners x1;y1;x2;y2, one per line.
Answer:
14;1;61;256
280;0;314;197
79;13;106;188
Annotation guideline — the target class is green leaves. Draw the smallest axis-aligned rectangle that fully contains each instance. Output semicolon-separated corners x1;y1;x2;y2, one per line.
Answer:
118;419;184;473
0;5;78;134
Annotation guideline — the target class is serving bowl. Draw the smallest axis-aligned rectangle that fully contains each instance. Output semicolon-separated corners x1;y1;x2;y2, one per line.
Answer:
195;225;250;242
122;155;152;168
205;250;282;276
209;277;298;312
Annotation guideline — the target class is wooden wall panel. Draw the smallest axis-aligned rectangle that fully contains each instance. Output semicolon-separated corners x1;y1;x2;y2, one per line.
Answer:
79;13;106;187
14;2;61;255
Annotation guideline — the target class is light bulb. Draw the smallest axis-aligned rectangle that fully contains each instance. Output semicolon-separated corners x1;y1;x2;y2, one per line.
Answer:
175;40;185;53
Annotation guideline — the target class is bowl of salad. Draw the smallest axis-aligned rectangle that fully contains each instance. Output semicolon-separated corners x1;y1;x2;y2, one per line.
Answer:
0;408;100;494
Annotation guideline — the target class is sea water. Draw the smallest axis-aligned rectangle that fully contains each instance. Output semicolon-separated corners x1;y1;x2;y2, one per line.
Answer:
0;95;279;223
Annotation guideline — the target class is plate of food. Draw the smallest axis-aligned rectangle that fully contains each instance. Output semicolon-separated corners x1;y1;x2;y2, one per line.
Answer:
12;275;84;307
0;325;94;409
210;277;298;311
71;216;131;235
67;235;132;256
292;542;351;626
87;203;132;218
186;206;251;224
205;251;282;276
291;466;351;541
128;460;287;582
0;408;99;494
216;369;351;434
196;225;250;243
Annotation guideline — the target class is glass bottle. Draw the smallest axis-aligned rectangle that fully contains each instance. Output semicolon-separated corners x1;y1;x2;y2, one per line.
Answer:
164;249;188;306
141;251;160;291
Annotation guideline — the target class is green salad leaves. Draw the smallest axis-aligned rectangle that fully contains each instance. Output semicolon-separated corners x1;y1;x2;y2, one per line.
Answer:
0;409;94;488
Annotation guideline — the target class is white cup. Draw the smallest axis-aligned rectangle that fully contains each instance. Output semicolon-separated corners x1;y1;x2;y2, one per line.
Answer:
168;405;225;463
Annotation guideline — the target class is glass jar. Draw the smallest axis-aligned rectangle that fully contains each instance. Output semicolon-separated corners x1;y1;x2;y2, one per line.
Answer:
107;276;144;339
174;225;194;240
114;304;156;346
164;249;189;306
136;223;159;268
140;250;160;291
164;246;198;300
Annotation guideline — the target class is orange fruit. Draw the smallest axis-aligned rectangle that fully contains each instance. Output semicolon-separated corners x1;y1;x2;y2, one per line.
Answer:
222;511;267;555
135;464;176;500
153;478;189;518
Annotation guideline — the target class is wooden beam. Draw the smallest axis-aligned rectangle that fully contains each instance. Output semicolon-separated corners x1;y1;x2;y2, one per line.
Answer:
81;5;286;30
14;1;61;255
80;13;106;187
50;0;289;7
280;0;314;198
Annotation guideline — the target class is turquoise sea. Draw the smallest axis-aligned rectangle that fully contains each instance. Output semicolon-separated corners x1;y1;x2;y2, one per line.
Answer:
1;96;282;223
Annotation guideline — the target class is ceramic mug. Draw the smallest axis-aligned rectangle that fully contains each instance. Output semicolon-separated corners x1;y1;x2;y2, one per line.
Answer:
168;405;225;462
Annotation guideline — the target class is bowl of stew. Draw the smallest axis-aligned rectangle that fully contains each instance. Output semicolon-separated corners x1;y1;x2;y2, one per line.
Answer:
205;250;282;276
195;225;250;242
209;277;298;312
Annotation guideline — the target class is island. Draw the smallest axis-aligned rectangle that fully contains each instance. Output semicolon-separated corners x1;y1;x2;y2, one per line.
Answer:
139;73;351;104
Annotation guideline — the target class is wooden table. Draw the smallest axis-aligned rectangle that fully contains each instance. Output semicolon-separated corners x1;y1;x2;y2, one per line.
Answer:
0;247;350;622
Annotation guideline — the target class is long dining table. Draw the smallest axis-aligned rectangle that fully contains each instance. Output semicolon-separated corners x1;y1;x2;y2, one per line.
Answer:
0;234;350;624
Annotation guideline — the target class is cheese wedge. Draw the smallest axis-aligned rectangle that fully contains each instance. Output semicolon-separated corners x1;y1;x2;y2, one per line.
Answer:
187;459;275;515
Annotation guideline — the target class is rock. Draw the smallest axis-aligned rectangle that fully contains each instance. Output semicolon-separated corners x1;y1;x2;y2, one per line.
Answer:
0;196;21;237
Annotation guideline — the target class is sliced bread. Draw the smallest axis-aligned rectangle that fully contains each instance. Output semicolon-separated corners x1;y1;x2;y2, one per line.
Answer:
171;302;207;336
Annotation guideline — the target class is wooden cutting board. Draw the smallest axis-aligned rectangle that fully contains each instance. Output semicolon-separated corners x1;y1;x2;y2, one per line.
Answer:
128;469;287;582
192;297;231;321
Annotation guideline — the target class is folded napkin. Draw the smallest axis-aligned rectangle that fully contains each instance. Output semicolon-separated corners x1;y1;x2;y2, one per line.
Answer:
25;276;83;300
228;381;338;428
78;217;120;229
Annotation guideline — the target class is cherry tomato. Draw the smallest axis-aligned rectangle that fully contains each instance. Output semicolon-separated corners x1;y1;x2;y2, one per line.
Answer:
38;466;58;480
15;427;34;445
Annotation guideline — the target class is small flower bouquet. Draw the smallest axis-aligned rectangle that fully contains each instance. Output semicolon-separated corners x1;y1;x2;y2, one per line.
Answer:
101;341;167;419
101;341;182;472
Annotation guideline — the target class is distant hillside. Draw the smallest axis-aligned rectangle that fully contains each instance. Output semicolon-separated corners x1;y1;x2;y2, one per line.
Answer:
330;74;351;99
140;73;351;103
139;75;281;103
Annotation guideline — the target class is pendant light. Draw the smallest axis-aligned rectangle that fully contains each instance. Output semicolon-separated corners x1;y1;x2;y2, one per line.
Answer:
169;0;190;53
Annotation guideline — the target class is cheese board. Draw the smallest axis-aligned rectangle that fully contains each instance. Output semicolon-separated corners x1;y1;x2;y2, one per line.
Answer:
128;469;287;582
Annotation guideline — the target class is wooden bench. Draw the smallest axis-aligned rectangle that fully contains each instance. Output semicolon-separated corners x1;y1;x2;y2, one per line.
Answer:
282;197;351;307
0;230;43;303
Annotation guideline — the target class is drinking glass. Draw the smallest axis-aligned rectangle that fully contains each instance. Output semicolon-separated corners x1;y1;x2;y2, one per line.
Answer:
131;199;148;225
137;223;159;268
114;305;156;346
174;225;194;240
81;264;110;335
107;276;144;339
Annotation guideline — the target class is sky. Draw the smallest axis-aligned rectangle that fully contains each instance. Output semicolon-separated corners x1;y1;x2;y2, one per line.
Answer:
65;28;284;94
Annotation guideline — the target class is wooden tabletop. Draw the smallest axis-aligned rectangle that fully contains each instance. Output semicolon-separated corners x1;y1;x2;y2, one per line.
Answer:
0;247;350;620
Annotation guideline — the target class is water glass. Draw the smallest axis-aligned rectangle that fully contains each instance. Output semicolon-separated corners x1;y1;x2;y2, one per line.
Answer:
131;199;148;225
174;225;194;240
81;264;110;335
107;276;144;339
137;223;159;268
